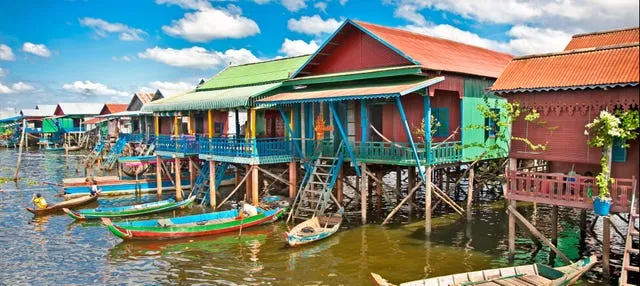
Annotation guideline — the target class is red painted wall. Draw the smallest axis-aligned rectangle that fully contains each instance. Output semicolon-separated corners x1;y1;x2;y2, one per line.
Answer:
159;117;171;134
430;90;461;142
301;25;412;76
507;87;639;179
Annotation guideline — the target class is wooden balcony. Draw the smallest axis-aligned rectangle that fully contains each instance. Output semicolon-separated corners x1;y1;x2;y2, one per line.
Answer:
155;135;200;157
505;170;638;213
198;137;294;164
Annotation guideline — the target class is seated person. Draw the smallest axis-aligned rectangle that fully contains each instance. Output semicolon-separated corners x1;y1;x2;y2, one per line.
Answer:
32;193;48;209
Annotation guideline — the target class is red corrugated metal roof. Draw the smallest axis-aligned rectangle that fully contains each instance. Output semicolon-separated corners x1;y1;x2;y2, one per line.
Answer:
103;104;128;114
353;20;513;78
492;43;640;92
565;27;639;50
84;117;105;125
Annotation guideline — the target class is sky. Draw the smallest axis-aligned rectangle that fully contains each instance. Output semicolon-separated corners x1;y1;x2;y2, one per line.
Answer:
0;0;638;112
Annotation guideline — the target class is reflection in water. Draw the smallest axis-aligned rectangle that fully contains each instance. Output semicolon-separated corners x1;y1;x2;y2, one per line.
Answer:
0;149;625;285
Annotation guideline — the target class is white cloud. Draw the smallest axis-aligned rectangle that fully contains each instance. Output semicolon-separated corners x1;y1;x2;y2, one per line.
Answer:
11;82;35;92
0;67;6;77
79;17;147;41
138;46;260;69
403;24;571;55
393;0;640;33
0;44;14;61
0;83;11;94
156;0;212;10
314;2;327;13
162;4;260;42
279;38;319;57
22;42;51;57
288;15;341;35
254;0;271;4
62;80;129;97
0;81;36;94
282;0;307;11
112;56;133;62
141;80;195;97
339;0;347;5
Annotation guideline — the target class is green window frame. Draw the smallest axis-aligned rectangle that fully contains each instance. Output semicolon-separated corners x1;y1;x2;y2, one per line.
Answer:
431;107;449;138
612;138;627;162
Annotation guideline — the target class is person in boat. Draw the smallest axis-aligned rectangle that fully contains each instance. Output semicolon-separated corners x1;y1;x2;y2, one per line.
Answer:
86;177;102;197
236;203;258;219
32;193;48;209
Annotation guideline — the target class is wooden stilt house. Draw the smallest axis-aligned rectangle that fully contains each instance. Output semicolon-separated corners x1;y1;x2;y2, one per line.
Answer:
257;20;513;226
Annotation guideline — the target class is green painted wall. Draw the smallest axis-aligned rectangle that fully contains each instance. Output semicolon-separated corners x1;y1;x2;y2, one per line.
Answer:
42;118;73;133
461;78;511;162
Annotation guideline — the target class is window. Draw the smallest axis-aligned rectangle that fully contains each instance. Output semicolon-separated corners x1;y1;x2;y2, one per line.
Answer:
431;108;449;138
612;138;627;162
214;122;224;136
485;108;500;139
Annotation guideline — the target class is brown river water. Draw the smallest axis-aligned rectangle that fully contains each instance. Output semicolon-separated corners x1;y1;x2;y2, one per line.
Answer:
0;149;628;285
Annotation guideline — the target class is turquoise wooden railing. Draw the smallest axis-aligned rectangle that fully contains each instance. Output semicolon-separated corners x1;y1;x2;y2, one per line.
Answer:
156;134;199;154
198;137;293;158
350;140;462;165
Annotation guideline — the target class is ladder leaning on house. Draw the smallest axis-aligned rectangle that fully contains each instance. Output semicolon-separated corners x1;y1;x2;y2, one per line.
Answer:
620;186;639;286
102;137;128;170
190;161;230;206
287;141;344;223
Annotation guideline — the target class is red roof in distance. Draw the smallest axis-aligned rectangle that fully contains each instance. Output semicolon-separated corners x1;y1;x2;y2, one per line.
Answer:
565;27;640;51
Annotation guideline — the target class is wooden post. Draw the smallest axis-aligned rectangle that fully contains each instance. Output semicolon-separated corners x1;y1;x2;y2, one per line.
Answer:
188;157;195;189
508;205;571;263
289;161;297;199
602;216;611;280
361;164;368;225
154;115;159;136
376;170;383;209
245;165;251;200
65;133;69;169
209;160;216;208
467;167;474;222
156;155;163;197
173;115;179;136
396;167;402;201
508;199;516;261
174;158;182;201
408;166;415;214
425;166;432;235
551;206;558;245
336;166;343;204
13;119;27;181
251;165;259;206
207;110;213;138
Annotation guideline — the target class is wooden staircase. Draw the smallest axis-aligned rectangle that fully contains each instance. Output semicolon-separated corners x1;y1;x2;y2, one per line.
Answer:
620;189;639;286
102;137;127;170
288;141;344;223
190;161;230;206
84;140;106;167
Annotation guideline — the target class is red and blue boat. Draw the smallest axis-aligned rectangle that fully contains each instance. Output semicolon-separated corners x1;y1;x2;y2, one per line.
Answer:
63;196;196;220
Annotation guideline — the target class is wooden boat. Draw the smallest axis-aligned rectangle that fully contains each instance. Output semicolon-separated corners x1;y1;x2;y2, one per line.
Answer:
42;147;65;151
63;175;192;198
63;196;196;220
65;145;81;151
285;211;342;247
370;255;597;286
102;205;285;240
26;195;98;215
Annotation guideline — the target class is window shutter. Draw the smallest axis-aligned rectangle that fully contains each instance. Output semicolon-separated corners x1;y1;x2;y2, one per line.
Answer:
439;108;449;137
612;138;627;162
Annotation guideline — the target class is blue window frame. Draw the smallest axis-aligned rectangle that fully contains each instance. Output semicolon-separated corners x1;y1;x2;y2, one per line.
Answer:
612;138;627;162
485;108;500;139
431;107;449;138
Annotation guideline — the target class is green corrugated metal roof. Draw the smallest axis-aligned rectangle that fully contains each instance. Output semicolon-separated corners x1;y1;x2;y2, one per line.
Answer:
143;83;281;112
196;55;310;91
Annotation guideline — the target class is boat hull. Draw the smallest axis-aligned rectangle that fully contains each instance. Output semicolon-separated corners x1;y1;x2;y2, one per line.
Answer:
103;208;285;240
286;216;342;247
26;195;98;215
63;178;192;198
64;196;195;220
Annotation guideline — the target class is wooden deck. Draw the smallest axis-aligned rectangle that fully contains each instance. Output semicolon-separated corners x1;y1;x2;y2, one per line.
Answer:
505;170;637;213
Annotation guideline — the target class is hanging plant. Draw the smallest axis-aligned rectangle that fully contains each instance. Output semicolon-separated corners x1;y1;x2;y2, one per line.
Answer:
585;110;639;200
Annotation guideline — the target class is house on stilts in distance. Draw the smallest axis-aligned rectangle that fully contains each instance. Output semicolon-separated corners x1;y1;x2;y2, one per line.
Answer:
256;19;513;228
491;27;639;282
142;55;310;207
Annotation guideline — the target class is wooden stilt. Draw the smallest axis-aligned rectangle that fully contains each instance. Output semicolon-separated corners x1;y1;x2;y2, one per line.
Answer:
156;156;163;198
425;166;432;235
507;205;571;263
382;180;423;225
245;165;251;200
551;206;558;245
376;170;383;209
13;119;27;181
251;165;259;206
336;166;343;204
395;167;402;202
602;216;611;280
289;161;297;199
209;160;216;208
174;158;182;201
408;166;416;214
218;166;253;208
466;167;474;222
361;164;368;225
508;199;516;261
188;157;194;190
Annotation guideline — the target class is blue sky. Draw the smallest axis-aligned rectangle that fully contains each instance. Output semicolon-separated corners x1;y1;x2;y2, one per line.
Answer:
0;0;638;112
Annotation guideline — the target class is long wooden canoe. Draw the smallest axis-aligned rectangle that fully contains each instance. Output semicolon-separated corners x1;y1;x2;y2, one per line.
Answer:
26;195;98;215
286;212;342;247
102;206;285;240
371;255;597;286
63;176;192;198
63;196;195;220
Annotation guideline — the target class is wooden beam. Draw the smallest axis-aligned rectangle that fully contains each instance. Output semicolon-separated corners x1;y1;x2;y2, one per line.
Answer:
363;169;417;208
207;110;213;138
156;155;163;197
395;97;425;181
217;166;254;208
382;180;423;225
174;157;183;201
209;160;216;208
425;166;432;234
361;164;367;224
602;216;611;280
507;205;572;263
466;167;474;221
289;161;297;199
251;165;259;206
255;166;290;185
329;103;360;176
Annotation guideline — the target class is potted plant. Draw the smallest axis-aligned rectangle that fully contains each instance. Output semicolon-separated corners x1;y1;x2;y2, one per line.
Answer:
585;110;639;216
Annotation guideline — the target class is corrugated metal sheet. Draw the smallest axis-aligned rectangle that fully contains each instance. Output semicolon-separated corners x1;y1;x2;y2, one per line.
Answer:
353;21;513;79
20;109;47;117
258;77;444;104
565;27;639;50
143;83;281;112
101;104;128;115
35;105;57;116
55;103;104;116
197;55;310;91
492;44;640;92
